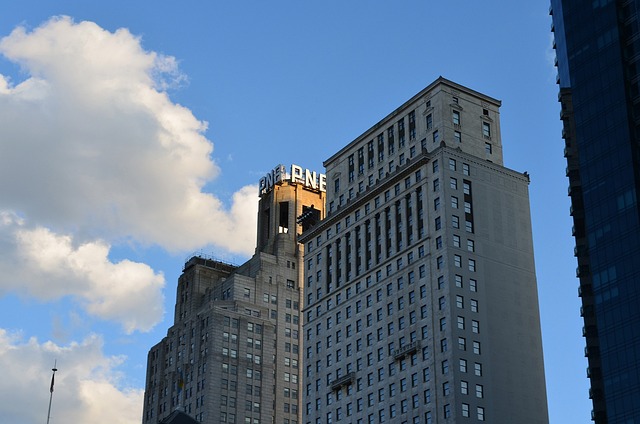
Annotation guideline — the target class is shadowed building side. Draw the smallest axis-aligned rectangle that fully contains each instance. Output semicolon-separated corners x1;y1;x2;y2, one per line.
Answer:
143;165;325;424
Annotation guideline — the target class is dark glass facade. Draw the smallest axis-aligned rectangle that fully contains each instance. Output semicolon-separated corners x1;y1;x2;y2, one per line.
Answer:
551;1;640;423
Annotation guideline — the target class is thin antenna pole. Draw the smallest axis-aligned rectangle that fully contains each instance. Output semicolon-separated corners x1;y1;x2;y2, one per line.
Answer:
46;360;57;424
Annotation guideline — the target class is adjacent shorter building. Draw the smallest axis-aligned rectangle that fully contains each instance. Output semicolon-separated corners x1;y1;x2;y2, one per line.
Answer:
300;77;549;423
142;166;325;424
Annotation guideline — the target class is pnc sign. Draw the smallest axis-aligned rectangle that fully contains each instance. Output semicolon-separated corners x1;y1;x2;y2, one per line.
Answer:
259;164;327;197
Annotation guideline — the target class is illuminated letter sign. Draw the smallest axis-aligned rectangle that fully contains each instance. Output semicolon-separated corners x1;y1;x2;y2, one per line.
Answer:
291;165;303;185
259;164;327;196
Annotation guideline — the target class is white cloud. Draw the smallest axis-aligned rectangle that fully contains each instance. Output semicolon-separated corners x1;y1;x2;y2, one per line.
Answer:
0;16;261;330
0;16;258;255
0;217;164;333
0;329;142;424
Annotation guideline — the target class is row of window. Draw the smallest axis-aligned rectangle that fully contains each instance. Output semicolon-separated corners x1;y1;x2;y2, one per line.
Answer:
344;110;417;185
312;160;441;256
306;375;486;423
307;210;428;309
223;333;264;348
305;303;486;417
306;403;485;424
261;293;300;310
306;259;427;322
306;267;484;357
220;415;262;424
221;348;263;363
339;100;490;202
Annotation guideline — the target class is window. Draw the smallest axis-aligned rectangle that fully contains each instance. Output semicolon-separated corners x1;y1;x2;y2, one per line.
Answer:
474;362;482;376
470;299;478;313
473;341;481;355
451;196;458;209
442;381;450;396
468;259;476;272
482;122;491;139
458;337;466;351
466;220;474;233
436;236;442;249
470;279;477;292
461;380;469;395
477;406;485;421
472;320;480;333
434;197;441;211
398;118;406;145
433;178;440;192
450;178;457;190
456;295;464;308
438;296;446;310
437;255;443;269
485;142;492;154
459;359;467;373
463;163;470;176
459;403;469;418
454;254;461;267
452;111;460;126
463;181;471;195
452;215;460;229
464;201;472;214
455;274;463;288
408;110;416;140
443;404;451;419
454;131;461;143
453;234;461;248
426;114;433;130
457;316;465;330
435;217;441;231
423;367;431;385
433;130;439;143
467;240;475;253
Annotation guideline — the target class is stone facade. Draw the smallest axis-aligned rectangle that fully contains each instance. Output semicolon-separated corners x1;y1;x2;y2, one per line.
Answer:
143;179;325;424
300;77;548;424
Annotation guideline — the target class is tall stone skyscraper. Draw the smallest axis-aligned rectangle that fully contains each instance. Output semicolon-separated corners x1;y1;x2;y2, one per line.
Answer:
300;77;548;424
143;165;326;424
551;1;640;422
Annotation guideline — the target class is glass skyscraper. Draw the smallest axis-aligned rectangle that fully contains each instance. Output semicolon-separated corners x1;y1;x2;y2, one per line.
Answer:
551;1;640;422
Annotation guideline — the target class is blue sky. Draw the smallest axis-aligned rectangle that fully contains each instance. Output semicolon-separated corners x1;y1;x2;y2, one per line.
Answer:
0;2;588;423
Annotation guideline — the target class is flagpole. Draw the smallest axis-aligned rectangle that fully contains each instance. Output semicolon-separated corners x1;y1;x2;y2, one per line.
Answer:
46;361;57;424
